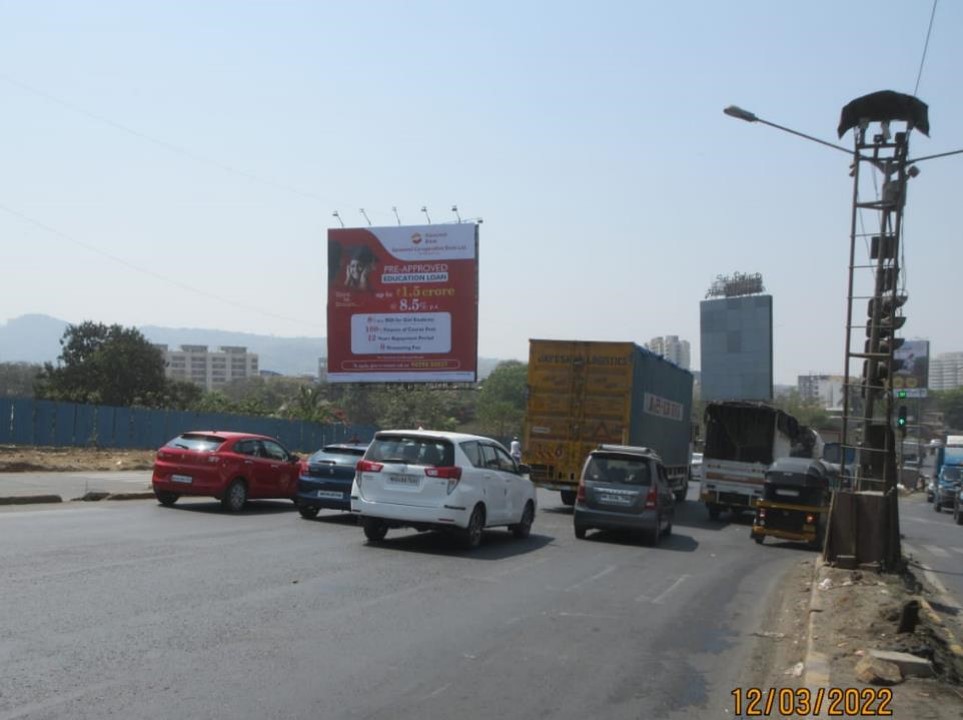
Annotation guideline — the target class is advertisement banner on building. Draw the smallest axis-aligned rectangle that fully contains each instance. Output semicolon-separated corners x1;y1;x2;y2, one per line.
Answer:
892;339;929;398
326;224;478;383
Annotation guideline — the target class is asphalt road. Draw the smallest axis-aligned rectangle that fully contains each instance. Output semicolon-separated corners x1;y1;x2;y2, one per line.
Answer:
900;493;963;612
1;488;805;720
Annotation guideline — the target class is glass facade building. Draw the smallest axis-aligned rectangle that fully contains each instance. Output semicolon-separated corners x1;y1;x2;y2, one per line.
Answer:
699;295;773;402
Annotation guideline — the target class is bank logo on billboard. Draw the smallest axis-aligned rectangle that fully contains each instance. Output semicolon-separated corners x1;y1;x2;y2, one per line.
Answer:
411;232;423;245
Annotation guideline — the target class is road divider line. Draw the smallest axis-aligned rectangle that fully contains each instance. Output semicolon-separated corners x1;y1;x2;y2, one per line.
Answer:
564;564;616;592
651;574;690;605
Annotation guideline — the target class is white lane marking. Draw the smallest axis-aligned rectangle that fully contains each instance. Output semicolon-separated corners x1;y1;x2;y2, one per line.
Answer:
651;574;691;605
557;611;622;620
923;544;950;558
422;683;451;700
564;564;616;592
0;681;118;720
951;547;963;555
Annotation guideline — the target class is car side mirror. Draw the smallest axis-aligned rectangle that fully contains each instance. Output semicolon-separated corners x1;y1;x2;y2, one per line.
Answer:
518;463;531;475
289;454;300;464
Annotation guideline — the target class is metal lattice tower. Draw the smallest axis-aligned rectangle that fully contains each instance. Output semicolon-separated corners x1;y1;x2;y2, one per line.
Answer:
837;118;916;568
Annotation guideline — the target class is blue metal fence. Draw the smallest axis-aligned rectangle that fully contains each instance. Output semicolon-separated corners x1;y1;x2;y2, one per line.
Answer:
0;397;376;451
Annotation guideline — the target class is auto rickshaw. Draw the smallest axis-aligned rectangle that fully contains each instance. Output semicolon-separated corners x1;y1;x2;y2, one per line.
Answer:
750;457;838;549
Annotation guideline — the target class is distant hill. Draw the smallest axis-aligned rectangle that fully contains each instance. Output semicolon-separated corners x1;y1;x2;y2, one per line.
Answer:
0;314;505;379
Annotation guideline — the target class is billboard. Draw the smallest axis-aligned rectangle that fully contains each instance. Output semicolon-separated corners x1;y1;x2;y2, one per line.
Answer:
892;339;929;398
326;223;478;383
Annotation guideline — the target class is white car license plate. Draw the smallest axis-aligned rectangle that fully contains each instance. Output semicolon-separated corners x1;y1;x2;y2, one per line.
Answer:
317;490;343;499
388;474;420;486
171;474;193;484
600;494;632;506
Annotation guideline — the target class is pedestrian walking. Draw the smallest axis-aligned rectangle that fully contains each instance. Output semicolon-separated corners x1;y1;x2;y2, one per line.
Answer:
510;436;522;463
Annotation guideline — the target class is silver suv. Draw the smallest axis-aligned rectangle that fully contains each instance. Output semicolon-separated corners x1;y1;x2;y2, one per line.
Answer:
573;444;675;546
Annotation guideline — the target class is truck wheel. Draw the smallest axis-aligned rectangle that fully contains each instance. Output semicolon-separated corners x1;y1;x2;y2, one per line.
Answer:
674;487;687;504
560;490;577;507
954;501;963;525
707;503;721;521
752;530;764;544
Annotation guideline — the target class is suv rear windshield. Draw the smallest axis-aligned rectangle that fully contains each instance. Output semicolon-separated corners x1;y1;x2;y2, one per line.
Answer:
166;434;225;452
583;454;652;485
366;436;454;467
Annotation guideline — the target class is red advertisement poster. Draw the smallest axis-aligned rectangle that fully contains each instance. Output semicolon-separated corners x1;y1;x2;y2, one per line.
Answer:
326;224;479;383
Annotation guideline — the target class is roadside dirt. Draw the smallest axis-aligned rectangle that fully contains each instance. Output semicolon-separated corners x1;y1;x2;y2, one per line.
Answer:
811;563;963;717
0;445;156;472
752;553;963;717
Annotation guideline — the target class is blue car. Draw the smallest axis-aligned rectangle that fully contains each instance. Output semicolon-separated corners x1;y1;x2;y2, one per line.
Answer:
934;465;962;513
295;443;369;518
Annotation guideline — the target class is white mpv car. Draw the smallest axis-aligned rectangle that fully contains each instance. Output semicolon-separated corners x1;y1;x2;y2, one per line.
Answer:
351;430;537;549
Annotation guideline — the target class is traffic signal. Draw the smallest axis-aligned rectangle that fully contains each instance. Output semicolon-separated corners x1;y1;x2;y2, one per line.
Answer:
896;405;908;433
896;389;907;400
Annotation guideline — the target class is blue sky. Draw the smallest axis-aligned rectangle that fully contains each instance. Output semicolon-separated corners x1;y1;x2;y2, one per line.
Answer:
2;1;961;384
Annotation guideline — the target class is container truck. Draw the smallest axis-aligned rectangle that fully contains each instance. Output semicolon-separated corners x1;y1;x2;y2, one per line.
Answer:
700;401;822;520
522;340;694;505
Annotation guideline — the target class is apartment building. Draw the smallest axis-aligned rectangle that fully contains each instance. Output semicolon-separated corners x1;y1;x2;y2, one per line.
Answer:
930;352;963;391
154;344;259;391
797;374;849;411
646;335;691;370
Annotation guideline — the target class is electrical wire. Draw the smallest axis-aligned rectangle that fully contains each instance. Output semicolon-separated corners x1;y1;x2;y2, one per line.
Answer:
0;73;339;208
0;200;317;331
913;0;938;96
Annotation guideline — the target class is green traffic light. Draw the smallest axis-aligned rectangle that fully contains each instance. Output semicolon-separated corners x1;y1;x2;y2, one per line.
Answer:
897;390;907;399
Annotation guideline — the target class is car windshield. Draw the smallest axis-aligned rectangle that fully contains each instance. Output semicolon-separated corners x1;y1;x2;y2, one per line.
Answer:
584;455;651;485
366;436;454;467
166;434;224;452
943;467;961;482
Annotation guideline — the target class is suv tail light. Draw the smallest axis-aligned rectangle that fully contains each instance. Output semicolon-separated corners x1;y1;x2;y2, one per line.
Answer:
576;477;586;503
644;486;657;509
356;459;383;489
426;466;463;494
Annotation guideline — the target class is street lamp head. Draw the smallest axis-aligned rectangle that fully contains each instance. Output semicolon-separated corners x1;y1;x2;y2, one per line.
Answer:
724;105;758;123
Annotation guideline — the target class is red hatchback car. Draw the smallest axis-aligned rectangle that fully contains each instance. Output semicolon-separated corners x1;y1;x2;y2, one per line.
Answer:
152;431;302;512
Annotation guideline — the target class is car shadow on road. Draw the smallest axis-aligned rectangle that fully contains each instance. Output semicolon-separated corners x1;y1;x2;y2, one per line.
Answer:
671;503;755;531
362;529;554;560
581;529;699;552
299;512;359;526
160;500;298;515
541;505;574;516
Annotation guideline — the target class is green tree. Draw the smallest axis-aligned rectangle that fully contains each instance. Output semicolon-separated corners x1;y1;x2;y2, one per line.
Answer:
934;388;963;430
35;322;168;406
280;384;338;424
772;389;831;429
0;362;42;397
476;361;527;437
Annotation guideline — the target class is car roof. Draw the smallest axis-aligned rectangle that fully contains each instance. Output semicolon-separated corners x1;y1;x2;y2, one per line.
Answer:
373;429;504;444
178;430;273;441
319;443;369;451
591;443;662;460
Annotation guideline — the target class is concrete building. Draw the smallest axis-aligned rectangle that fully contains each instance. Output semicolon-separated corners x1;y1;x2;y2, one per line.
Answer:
646;336;691;370
929;352;963;391
798;374;848;411
154;344;259;391
699;294;773;402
